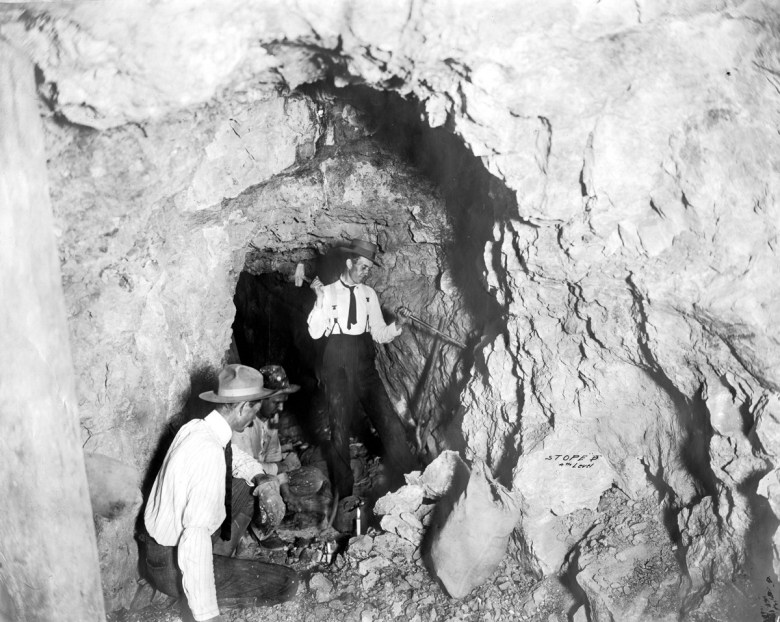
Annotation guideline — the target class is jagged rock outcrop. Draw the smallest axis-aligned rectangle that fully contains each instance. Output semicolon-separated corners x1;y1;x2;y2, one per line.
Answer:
2;1;779;618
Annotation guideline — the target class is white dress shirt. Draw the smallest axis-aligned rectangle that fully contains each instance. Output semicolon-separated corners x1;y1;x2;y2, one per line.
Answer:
307;280;400;342
144;411;230;621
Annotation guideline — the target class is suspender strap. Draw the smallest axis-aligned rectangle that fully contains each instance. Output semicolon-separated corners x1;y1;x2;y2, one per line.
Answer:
323;287;373;336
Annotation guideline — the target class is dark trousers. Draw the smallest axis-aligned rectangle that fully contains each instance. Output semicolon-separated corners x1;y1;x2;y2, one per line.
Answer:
322;333;417;498
142;478;254;597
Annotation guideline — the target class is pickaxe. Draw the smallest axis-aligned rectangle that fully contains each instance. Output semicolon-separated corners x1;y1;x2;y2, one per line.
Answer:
396;307;467;349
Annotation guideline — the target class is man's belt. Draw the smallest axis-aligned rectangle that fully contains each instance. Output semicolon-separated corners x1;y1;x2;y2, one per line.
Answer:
326;331;367;338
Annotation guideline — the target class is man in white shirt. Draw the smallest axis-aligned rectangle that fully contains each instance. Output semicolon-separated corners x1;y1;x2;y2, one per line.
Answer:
307;238;418;501
143;364;279;622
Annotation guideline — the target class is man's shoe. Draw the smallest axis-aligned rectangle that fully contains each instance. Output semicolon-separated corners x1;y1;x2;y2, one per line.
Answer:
259;534;288;551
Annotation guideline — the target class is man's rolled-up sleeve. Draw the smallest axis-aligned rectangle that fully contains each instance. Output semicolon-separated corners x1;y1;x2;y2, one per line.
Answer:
367;288;401;343
178;448;225;621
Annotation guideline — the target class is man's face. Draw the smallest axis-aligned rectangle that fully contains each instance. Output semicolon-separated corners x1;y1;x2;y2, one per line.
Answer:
347;257;373;284
234;400;262;431
259;394;288;420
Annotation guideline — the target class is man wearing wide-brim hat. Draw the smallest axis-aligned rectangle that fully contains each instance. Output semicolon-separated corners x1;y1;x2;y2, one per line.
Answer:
143;364;287;621
307;237;419;505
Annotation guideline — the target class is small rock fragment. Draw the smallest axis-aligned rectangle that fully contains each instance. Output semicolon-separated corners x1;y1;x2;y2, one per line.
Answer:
348;534;375;559
362;571;379;591
357;556;391;575
309;573;334;602
374;485;425;516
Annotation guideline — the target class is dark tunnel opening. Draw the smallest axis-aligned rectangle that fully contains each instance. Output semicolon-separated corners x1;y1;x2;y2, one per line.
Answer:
323;83;518;329
220;86;530;564
228;80;522;466
232;270;322;438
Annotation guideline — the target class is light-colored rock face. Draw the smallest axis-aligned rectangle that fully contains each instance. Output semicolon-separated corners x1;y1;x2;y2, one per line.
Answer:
3;0;780;618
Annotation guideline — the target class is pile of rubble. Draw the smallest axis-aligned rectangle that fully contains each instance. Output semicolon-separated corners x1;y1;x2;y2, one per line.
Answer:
113;450;566;622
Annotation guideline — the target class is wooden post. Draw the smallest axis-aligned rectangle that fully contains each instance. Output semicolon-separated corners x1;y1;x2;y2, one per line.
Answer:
0;41;106;621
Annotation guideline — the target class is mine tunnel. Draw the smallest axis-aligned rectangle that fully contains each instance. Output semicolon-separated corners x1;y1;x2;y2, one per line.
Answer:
228;84;507;480
3;4;780;622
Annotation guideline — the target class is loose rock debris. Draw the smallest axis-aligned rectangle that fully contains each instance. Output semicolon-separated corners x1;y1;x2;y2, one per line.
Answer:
110;527;557;622
111;447;562;622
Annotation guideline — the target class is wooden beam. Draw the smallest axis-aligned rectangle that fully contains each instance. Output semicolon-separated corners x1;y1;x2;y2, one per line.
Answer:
0;41;106;621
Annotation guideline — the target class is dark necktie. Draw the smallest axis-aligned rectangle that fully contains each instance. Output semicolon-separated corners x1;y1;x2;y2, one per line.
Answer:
220;441;232;540
341;280;357;329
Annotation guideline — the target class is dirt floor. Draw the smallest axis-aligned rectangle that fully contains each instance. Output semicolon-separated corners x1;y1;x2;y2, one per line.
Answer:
109;525;563;622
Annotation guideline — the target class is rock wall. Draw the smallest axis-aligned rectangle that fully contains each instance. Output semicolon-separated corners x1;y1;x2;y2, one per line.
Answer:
39;83;468;608
2;1;780;618
39;89;324;608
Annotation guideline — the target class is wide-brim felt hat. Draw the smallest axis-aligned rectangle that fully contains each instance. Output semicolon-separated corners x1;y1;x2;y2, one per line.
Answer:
338;238;382;266
259;365;301;395
200;364;276;403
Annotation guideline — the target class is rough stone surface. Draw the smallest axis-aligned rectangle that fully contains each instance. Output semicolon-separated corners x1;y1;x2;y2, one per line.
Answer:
309;573;334;603
574;489;683;621
2;1;779;619
347;535;374;560
84;452;142;520
404;449;470;499
375;450;471;546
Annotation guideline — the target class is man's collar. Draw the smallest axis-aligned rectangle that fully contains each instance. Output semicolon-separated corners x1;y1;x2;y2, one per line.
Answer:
340;270;361;286
204;410;232;447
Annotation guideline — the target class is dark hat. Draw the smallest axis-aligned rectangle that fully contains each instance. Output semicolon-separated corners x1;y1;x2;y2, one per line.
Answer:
199;364;276;403
258;365;301;395
339;238;382;266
